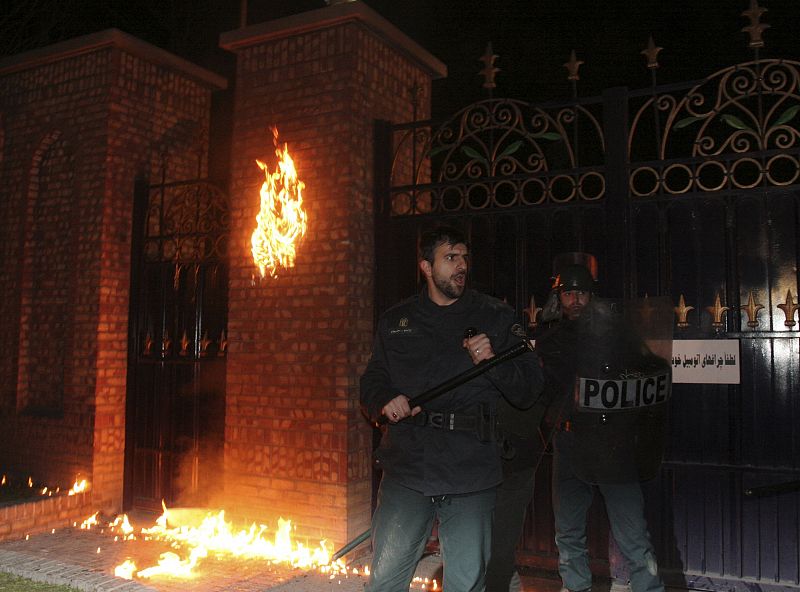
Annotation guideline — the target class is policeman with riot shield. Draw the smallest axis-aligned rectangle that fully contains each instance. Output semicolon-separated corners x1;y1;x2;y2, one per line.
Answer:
537;258;671;592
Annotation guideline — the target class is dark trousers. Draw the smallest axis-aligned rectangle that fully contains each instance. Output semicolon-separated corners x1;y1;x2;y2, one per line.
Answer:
366;476;495;592
553;447;664;592
486;466;536;592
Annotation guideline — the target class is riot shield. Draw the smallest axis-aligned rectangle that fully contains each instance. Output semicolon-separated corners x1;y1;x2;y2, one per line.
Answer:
560;296;673;483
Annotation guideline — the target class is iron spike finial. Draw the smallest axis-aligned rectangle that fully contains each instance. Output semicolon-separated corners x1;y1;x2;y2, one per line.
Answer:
740;290;764;329
563;49;584;82
523;295;542;328
478;42;500;89
741;0;769;49
705;292;730;329
777;289;799;328
641;35;663;70
674;294;694;328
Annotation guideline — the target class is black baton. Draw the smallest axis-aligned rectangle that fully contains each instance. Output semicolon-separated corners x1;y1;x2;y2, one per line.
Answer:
377;338;534;425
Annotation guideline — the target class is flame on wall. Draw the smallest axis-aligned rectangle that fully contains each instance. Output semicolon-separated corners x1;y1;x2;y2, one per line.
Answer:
251;127;308;279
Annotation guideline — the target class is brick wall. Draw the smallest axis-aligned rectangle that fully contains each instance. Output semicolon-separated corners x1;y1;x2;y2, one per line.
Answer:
0;5;446;549
0;493;95;542
0;30;225;513
220;2;445;547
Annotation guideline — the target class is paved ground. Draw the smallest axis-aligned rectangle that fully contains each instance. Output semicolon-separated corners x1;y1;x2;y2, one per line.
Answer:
0;526;365;592
0;516;565;592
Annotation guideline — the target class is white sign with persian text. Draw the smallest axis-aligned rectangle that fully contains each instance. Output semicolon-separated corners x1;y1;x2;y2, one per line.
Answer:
671;339;740;384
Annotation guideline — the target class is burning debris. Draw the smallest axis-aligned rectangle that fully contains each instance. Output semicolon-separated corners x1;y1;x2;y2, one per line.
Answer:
68;478;88;495
4;501;447;591
80;503;350;581
2;474;445;589
0;473;88;505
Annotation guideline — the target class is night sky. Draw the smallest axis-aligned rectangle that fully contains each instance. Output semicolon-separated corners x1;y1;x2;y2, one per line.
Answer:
2;0;799;118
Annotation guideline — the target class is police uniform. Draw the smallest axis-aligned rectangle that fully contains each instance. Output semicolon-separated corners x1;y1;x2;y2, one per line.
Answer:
360;286;543;592
539;311;666;592
486;334;553;592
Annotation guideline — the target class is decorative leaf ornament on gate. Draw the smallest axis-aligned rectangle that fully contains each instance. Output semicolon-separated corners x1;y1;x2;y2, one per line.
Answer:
629;58;800;196
628;0;800;199
388;96;606;216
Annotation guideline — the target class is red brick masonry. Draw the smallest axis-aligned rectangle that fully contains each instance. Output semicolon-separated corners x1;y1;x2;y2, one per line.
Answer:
0;492;94;542
219;1;445;547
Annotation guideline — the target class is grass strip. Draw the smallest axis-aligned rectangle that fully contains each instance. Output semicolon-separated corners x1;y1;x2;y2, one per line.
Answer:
0;571;80;591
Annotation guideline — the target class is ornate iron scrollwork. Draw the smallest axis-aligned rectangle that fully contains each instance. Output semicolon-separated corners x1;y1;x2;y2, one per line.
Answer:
144;181;229;263
629;58;800;197
389;98;606;216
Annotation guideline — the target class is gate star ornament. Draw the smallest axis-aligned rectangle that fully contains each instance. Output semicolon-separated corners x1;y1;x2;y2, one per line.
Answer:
777;289;799;328
200;331;212;356
740;290;764;328
674;294;694;328
563;49;584;82
217;330;228;356
705;292;730;329
162;330;172;355
479;43;500;90
143;332;154;356
523;295;541;328
641;35;663;70
180;330;190;356
741;0;769;49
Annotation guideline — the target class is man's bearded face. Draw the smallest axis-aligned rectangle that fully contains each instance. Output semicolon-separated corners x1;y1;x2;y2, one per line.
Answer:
428;242;469;304
559;289;591;320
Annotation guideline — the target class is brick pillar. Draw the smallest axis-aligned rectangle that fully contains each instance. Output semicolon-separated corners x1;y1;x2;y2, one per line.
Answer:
220;2;446;546
0;30;225;513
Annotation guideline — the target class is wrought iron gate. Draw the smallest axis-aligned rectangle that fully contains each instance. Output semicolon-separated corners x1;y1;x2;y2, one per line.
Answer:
374;57;800;590
124;173;228;512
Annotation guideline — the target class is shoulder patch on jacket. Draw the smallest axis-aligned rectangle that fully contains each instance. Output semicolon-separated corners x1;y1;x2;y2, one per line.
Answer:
388;316;419;336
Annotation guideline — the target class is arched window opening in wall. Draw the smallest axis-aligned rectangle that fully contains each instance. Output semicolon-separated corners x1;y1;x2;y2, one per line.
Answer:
17;130;76;416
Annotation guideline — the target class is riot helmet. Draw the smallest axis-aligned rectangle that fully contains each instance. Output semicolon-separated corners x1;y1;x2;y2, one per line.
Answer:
554;264;595;293
539;252;598;324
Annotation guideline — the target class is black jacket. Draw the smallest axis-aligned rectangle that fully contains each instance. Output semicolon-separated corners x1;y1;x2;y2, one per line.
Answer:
495;320;574;471
360;287;544;496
